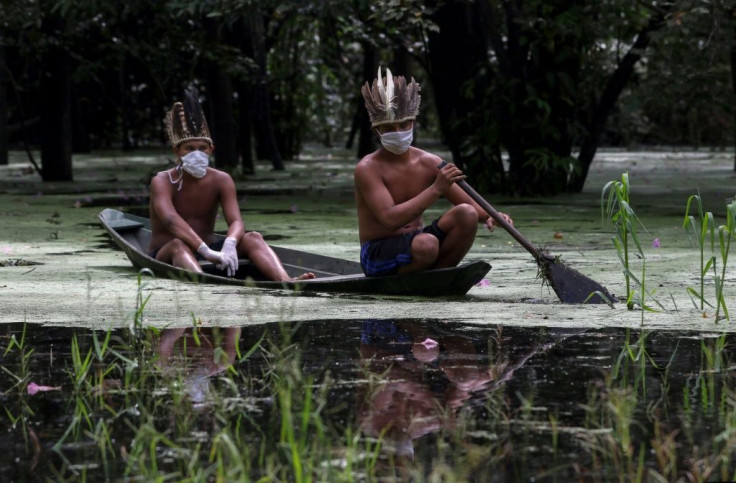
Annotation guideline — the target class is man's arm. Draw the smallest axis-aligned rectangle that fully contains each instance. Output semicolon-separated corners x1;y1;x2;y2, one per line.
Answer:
354;161;463;231
215;172;244;276
150;175;207;251
217;172;245;241
443;176;514;231
444;184;490;222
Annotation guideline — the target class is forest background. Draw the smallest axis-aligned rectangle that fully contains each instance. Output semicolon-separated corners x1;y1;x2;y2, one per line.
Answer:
1;0;735;196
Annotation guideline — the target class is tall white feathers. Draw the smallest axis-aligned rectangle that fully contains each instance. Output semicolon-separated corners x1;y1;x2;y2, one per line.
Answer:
376;67;396;121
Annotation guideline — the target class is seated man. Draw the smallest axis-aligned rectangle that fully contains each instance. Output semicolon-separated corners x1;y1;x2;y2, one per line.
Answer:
149;86;314;281
355;67;512;276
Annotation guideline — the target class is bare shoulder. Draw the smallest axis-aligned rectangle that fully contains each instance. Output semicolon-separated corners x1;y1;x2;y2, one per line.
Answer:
205;168;236;187
414;148;443;168
206;167;233;180
354;151;380;176
356;150;379;167
151;170;173;190
152;169;170;181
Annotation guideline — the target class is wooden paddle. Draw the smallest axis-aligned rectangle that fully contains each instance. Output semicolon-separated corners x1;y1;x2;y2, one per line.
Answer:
438;161;614;304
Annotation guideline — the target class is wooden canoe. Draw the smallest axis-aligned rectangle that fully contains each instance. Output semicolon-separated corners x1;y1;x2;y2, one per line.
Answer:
98;208;491;297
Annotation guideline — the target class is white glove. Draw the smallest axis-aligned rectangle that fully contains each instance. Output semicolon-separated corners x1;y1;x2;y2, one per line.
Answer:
218;237;239;277
197;242;225;266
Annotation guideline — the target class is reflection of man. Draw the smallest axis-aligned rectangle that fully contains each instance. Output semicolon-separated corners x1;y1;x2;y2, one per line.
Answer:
156;326;241;409
357;320;497;459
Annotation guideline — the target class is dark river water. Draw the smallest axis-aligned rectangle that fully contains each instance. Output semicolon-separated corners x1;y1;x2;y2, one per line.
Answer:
1;320;734;481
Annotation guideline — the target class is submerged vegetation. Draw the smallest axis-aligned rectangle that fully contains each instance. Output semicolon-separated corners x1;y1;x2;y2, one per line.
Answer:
2;310;736;480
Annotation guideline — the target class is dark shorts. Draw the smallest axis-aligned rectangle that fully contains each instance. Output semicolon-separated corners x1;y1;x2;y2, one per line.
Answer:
360;219;447;277
149;238;225;260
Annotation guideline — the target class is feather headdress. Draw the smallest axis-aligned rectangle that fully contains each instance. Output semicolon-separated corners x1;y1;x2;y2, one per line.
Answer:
361;66;421;128
165;86;213;147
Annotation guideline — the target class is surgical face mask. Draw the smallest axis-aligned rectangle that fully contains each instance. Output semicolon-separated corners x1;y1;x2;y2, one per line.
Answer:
181;150;210;178
379;128;413;155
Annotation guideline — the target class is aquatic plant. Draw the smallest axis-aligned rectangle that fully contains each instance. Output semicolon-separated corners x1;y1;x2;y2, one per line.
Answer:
611;330;661;396
675;335;736;481
576;328;736;481
683;196;736;321
7;316;736;481
580;333;653;480
683;194;717;313
713;201;736;321
2;322;33;386
70;333;94;389
1;322;36;449
132;268;155;335
602;173;663;316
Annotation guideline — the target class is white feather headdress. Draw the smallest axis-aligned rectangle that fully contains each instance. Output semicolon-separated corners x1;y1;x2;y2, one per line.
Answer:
361;66;421;128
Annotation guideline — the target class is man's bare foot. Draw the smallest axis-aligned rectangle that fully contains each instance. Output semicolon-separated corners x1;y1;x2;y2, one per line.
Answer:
292;272;315;281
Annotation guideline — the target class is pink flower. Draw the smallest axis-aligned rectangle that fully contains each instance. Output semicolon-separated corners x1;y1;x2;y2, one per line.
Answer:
652;238;660;248
27;382;61;395
420;338;438;350
476;279;491;287
2;246;11;254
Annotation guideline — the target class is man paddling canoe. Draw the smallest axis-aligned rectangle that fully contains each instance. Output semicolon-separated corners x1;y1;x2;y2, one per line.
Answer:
355;67;513;276
148;86;314;281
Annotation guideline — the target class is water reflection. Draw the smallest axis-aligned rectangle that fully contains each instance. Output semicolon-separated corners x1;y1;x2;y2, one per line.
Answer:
358;320;495;459
2;321;736;481
155;327;240;410
356;320;572;462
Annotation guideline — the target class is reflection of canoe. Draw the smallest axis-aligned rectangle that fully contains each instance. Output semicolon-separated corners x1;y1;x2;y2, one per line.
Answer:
98;208;491;297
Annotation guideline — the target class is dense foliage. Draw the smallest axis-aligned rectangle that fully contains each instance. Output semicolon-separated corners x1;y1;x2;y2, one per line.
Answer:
0;0;734;193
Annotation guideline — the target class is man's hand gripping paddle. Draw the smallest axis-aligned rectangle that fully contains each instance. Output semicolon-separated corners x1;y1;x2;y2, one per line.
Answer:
438;160;614;304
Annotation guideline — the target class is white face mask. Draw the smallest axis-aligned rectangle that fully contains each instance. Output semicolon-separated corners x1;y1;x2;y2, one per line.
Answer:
379;129;413;155
181;150;210;178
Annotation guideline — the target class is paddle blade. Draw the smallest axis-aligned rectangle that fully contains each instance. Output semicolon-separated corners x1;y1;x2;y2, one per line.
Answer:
544;261;614;305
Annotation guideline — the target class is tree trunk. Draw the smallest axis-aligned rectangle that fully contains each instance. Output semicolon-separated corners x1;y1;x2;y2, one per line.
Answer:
427;2;484;170
392;47;411;77
571;11;667;191
249;9;284;171
40;15;73;182
206;72;238;171
480;1;580;195
0;46;8;166
204;18;238;171
71;87;91;153
118;54;133;151
355;43;377;159
236;80;255;174
234;18;255;174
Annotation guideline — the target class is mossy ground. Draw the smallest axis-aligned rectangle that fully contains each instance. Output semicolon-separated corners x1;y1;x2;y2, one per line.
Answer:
1;145;735;331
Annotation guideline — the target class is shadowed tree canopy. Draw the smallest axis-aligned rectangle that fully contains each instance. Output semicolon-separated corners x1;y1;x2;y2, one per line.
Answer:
0;0;733;191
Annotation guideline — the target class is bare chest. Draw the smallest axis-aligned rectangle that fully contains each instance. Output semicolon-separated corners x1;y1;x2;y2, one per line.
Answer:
171;180;220;219
382;165;434;203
